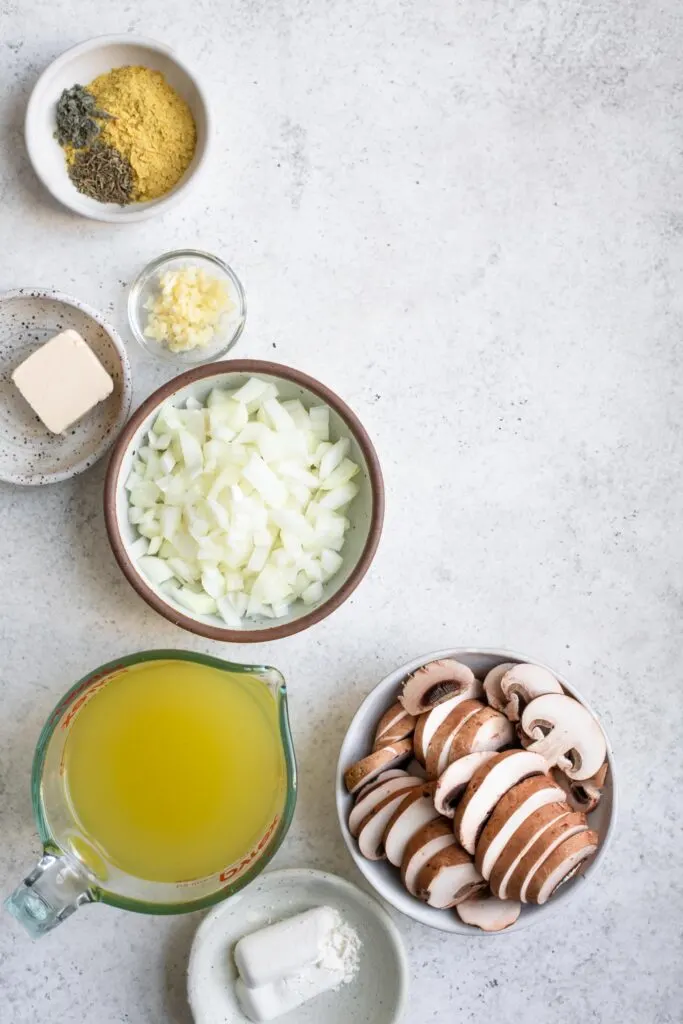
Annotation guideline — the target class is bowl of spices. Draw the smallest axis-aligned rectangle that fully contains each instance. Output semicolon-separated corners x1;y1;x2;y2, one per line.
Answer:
25;35;210;222
129;250;247;365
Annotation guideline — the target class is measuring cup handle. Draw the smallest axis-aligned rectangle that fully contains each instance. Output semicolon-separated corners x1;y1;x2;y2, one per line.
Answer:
5;853;93;938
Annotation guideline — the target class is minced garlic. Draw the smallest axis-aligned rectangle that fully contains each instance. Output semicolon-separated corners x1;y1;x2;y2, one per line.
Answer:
143;266;233;353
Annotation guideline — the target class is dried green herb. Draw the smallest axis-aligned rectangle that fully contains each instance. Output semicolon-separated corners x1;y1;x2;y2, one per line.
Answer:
55;85;112;148
67;142;135;205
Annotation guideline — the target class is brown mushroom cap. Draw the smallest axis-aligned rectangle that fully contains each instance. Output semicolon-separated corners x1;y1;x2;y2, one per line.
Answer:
424;700;485;779
354;768;412;801
356;787;421;860
413;687;483;765
401;819;455;896
383;784;441;867
525;829;598;905
474;775;567;879
399;659;477;716
373;702;417;751
482;662;516;713
349;776;422;837
504;810;589;902
416;844;485;908
456;893;521;932
489;802;572;900
344;738;413;795
445;706;514;766
433;752;498;818
453;749;549;854
550;764;609;813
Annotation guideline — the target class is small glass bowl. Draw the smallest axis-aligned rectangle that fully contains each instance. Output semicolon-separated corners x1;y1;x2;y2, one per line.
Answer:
128;249;247;365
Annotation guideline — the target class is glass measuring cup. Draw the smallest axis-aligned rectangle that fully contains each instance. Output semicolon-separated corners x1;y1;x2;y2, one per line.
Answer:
6;650;297;938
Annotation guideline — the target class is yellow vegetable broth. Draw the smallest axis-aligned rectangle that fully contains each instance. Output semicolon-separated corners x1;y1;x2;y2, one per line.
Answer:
60;660;284;883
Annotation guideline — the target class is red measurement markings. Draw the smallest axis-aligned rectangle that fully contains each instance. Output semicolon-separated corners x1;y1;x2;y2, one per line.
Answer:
219;816;280;883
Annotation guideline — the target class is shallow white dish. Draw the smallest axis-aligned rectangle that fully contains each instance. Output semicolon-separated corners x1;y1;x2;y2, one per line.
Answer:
187;868;408;1024
25;35;210;222
0;289;132;485
336;648;617;935
104;361;384;643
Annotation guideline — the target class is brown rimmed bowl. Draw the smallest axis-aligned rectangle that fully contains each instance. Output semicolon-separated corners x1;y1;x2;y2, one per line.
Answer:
104;360;384;642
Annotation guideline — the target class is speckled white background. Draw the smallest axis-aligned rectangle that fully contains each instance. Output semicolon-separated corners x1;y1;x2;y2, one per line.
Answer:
1;3;682;1023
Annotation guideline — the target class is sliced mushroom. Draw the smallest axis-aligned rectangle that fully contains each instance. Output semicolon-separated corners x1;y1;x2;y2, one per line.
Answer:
356;787;422;860
399;659;477;716
504;810;589;902
383;784;441;867
401;819;456;896
373;702;417;751
474;775;567;879
433;752;497;818
482;662;516;713
521;694;607;781
416;845;486;908
344;738;413;795
424;700;486;779
414;688;483;765
550;764;608;813
499;663;563;721
453;750;549;855
354;768;412;801
489;803;573;900
456;892;521;932
406;758;428;780
525;829;599;905
349;776;422;837
445;706;514;766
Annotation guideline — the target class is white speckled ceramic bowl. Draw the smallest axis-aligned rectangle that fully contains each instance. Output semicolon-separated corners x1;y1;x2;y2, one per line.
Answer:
25;35;210;222
336;648;617;935
187;868;409;1024
104;361;384;642
0;289;132;485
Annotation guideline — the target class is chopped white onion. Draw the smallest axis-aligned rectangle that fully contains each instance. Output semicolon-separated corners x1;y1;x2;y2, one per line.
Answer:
126;376;361;624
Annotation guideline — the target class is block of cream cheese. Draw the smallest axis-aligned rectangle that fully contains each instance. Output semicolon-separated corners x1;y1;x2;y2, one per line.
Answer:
12;329;114;434
234;907;339;990
235;964;346;1023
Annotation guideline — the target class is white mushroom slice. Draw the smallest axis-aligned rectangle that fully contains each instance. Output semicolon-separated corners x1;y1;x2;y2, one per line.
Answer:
505;810;589;902
474;775;567;879
445;706;514;767
456;893;521;932
499;663;563;721
349;777;422;837
482;662;516;712
550;764;608;813
401;819;456;896
453;750;549;855
525;829;599;905
354;768;411;801
356;788;422;860
373;702;417;751
434;752;497;818
383;784;441;867
424;700;485;779
399;659;477;716
521;694;607;781
489;803;572;900
416;845;486;908
344;738;413;795
413;684;484;764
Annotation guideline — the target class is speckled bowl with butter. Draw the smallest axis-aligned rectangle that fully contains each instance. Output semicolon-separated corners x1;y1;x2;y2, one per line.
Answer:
0;289;132;485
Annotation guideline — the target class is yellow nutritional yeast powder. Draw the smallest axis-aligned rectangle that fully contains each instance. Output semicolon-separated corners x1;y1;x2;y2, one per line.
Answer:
87;66;196;201
61;660;285;883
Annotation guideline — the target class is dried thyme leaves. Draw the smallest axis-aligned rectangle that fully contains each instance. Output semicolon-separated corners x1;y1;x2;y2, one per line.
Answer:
67;143;134;205
55;85;112;148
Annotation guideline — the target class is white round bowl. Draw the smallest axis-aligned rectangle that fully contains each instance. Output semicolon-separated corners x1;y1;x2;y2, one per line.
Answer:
187;868;409;1024
25;35;210;222
104;361;384;642
336;648;617;935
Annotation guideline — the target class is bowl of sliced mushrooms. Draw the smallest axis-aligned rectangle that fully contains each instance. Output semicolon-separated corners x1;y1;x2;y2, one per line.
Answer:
336;648;616;934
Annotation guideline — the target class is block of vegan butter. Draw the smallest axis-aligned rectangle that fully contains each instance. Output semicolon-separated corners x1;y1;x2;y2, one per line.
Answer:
12;330;114;434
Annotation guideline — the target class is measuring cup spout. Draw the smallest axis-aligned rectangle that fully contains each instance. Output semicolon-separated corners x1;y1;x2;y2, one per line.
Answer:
5;852;93;938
